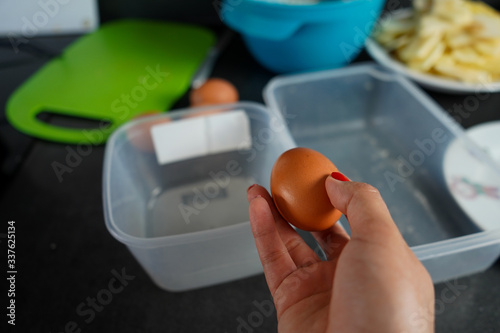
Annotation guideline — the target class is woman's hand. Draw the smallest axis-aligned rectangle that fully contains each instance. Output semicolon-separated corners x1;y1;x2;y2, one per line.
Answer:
247;174;435;333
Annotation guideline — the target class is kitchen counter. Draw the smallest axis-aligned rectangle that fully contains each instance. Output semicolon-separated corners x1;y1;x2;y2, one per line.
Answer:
1;30;500;333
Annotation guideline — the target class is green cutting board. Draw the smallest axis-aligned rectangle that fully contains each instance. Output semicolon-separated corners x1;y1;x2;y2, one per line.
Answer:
7;20;215;144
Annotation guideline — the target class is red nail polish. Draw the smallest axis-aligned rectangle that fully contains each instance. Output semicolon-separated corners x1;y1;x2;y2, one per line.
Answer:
331;172;350;182
247;184;256;191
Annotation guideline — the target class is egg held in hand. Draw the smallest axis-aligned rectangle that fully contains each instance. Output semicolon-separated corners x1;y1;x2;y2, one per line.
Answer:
270;147;343;231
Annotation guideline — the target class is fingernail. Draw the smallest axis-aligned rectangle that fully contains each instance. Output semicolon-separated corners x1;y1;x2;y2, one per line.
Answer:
247;184;256;191
250;194;262;202
331;172;350;182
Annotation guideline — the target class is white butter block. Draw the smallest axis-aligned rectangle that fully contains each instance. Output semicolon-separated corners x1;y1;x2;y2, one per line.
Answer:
151;117;206;165
206;111;251;155
151;110;251;165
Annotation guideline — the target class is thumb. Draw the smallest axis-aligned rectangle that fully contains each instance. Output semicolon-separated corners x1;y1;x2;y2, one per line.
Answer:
325;173;401;242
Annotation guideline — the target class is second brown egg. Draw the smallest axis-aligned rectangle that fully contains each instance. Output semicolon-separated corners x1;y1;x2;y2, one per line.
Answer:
189;78;239;107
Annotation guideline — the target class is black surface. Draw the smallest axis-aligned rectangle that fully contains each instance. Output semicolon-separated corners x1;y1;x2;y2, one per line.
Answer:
1;19;500;333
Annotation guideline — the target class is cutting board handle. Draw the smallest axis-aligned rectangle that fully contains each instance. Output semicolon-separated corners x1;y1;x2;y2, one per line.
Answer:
7;105;116;145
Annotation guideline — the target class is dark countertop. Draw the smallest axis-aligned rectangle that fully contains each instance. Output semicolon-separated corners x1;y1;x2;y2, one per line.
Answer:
1;29;500;333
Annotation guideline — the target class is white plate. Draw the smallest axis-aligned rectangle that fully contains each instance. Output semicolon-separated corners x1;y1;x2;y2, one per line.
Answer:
443;121;500;231
467;121;500;163
365;10;500;94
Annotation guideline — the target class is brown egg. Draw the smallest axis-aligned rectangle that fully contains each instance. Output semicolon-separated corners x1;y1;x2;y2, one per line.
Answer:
189;78;239;107
270;147;343;231
127;110;170;152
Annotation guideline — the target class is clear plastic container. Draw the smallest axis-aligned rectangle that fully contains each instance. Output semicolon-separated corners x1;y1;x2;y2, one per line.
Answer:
103;104;295;291
104;64;500;291
264;64;500;282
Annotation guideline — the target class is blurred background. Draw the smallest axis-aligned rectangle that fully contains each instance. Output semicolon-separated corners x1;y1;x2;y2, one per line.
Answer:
1;1;500;332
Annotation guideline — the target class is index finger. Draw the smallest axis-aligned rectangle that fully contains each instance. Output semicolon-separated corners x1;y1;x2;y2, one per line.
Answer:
248;185;321;266
249;196;297;294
